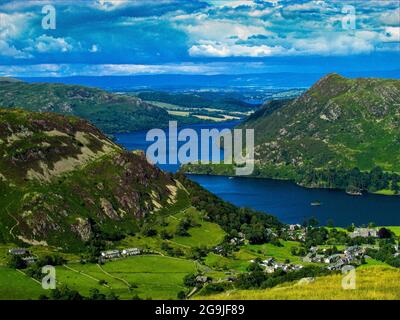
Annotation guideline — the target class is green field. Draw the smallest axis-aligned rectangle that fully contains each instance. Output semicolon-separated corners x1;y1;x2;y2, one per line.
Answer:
62;256;197;299
0;267;46;300
245;241;304;264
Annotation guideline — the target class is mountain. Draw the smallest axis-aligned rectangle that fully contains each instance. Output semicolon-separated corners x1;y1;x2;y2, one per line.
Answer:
185;74;400;194
0;108;281;252
0;108;183;251
0;78;172;133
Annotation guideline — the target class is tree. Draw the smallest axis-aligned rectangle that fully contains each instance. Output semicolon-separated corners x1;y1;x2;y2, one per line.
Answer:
183;273;197;287
7;255;27;269
378;227;392;239
177;291;186;300
89;288;107;300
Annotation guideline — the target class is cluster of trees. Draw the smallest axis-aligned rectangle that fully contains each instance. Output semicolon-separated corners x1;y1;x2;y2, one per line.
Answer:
25;255;66;280
176;216;200;237
160;242;184;257
39;286;119;300
296;166;400;194
366;240;400;268
176;173;283;244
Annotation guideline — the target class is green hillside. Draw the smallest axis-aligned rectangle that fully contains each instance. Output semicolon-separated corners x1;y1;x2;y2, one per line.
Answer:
0;109;183;251
196;266;400;300
0;78;172;133
0;108;281;252
185;74;400;194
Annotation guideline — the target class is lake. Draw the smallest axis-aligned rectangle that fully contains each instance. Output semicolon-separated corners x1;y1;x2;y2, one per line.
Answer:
115;122;400;227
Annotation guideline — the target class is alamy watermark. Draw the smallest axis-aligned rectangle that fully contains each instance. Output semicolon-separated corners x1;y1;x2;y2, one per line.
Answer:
41;265;56;290
341;265;356;290
146;121;255;176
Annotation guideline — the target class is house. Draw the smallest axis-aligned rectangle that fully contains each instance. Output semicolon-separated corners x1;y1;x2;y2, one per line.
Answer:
302;253;313;263
101;250;120;259
324;254;342;264
22;256;37;265
311;254;325;263
214;246;224;254
288;224;301;231
8;248;28;255
349;228;377;238
238;232;245;240
261;258;275;267
344;246;364;257
122;248;141;256
196;275;209;283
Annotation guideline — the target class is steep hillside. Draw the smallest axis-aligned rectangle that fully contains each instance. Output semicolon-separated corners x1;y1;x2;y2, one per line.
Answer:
185;74;400;194
0;79;172;133
0;109;181;251
242;74;400;171
0;108;282;252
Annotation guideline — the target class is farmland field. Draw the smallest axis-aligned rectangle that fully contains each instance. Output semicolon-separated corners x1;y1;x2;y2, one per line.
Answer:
60;256;197;299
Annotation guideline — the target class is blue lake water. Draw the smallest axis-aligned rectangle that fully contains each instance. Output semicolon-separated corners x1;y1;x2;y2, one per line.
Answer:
115;122;400;227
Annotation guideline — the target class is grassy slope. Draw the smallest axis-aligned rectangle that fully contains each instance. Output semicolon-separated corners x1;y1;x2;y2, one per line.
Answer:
0;267;46;300
198;266;400;300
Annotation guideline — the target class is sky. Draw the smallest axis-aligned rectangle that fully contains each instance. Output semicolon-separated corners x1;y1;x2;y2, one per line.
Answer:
0;0;399;77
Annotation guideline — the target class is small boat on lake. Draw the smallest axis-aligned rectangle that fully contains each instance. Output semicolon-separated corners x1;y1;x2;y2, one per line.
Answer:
310;201;322;206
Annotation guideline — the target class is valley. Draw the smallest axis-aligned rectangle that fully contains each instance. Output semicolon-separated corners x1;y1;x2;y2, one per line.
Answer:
1;74;400;301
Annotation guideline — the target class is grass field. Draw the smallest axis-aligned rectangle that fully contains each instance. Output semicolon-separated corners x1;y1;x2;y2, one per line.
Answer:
244;241;304;264
59;255;197;299
0;267;46;300
169;208;226;248
198;266;400;300
385;226;400;237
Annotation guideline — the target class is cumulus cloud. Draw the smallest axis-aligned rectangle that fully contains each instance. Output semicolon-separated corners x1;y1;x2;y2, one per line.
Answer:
0;12;33;58
27;35;74;53
0;0;398;72
380;8;400;25
382;27;400;42
189;40;287;57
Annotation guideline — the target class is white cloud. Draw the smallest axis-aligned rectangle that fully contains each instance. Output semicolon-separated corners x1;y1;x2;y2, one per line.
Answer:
0;12;33;58
179;18;271;41
291;33;376;55
382;27;400;42
27;35;73;53
0;40;32;59
89;44;99;52
380;8;400;25
94;0;131;11
189;41;287;57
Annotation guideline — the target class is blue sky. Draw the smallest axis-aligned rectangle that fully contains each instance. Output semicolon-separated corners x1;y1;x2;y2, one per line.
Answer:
0;0;399;77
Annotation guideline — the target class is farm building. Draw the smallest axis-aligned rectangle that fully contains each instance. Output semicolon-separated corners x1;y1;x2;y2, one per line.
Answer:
122;248;141;256
101;250;120;259
8;248;28;255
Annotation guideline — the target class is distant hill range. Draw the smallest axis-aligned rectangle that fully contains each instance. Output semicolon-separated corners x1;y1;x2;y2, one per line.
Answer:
0;77;172;133
184;74;400;195
19;70;400;91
